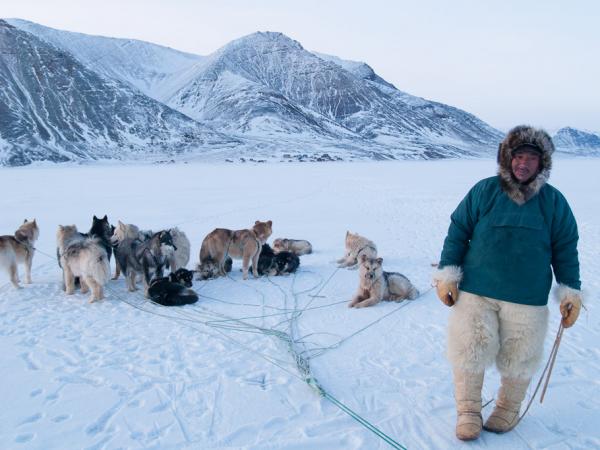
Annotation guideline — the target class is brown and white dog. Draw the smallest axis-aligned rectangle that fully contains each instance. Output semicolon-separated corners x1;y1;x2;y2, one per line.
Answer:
349;255;419;308
197;220;272;280
272;238;312;256
0;219;39;288
336;231;377;269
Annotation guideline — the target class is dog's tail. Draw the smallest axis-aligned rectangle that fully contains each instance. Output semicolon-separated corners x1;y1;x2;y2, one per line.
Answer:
152;288;199;307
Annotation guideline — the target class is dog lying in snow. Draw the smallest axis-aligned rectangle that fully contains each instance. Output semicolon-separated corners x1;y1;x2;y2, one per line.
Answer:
148;268;198;306
336;231;377;269
272;238;312;256
252;244;300;276
349;254;419;308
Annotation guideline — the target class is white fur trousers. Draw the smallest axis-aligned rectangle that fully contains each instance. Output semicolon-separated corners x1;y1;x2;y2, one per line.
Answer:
448;291;549;379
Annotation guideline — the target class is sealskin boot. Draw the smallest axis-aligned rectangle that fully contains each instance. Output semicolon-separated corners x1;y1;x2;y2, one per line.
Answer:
453;369;484;441
484;377;530;433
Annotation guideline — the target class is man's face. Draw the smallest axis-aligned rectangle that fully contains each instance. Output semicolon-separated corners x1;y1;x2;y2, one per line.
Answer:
511;150;541;183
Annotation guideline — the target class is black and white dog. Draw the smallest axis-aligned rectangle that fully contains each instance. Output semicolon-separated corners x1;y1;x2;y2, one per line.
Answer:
115;230;177;297
148;268;198;306
253;244;300;276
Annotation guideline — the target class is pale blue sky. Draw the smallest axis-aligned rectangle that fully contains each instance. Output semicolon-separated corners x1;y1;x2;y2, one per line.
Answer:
2;0;599;132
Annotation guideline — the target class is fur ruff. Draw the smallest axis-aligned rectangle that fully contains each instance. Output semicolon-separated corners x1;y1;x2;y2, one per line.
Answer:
497;125;554;205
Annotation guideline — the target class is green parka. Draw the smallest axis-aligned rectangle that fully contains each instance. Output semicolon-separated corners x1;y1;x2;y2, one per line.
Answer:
439;126;581;306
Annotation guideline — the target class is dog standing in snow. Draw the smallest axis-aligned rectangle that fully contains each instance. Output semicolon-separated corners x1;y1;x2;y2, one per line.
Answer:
0;219;39;288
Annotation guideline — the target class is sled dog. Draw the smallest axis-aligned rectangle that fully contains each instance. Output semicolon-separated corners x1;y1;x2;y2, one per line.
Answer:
336;231;377;269
148;268;198;306
196;256;233;280
115;230;176;297
110;221;144;279
272;238;312;256
168;227;191;271
198;220;272;280
89;215;114;262
253;244;300;276
349;254;419;308
0;219;39;288
56;225;110;303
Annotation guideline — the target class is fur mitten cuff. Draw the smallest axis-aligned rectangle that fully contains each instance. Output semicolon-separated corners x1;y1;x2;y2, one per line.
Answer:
433;265;463;285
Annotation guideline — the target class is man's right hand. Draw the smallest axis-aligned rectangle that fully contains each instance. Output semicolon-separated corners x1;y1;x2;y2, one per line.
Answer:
435;281;458;306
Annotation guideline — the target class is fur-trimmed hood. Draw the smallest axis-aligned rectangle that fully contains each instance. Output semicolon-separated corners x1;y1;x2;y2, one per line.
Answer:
497;125;555;205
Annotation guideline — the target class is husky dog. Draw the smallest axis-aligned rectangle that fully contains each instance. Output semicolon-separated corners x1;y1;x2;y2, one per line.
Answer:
272;238;312;256
196;256;233;280
115;230;176;297
349;254;419;308
88;215;114;262
168;268;195;287
110;221;143;279
148;269;198;306
57;225;110;303
167;227;191;272
198;220;272;280
0;219;39;288
111;221;142;244
336;231;377;269
252;244;300;276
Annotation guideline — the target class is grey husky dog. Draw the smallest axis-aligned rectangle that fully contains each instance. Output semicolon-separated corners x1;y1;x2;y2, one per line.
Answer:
115;230;177;297
0;219;39;288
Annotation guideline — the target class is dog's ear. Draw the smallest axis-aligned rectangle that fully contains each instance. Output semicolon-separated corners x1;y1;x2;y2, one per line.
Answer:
376;257;383;265
267;220;272;227
360;254;368;263
24;218;28;224
93;215;98;220
255;220;259;225
102;215;107;221
33;219;37;225
118;220;124;228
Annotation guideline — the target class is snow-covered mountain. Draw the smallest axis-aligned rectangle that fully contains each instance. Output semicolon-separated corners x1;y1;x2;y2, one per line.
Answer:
0;20;238;165
553;127;600;155
2;19;506;165
166;32;503;158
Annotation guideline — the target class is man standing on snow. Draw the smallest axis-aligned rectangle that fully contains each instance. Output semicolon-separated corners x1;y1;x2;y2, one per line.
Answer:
433;125;582;441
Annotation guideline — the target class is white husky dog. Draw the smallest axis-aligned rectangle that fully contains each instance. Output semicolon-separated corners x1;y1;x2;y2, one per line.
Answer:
167;227;190;271
0;219;39;288
57;225;110;303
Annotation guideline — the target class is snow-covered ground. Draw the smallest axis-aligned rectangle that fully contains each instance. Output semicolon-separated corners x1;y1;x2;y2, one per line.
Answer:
0;159;598;449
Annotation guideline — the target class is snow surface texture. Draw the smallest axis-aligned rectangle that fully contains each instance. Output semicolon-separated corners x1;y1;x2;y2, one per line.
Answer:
0;160;599;449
